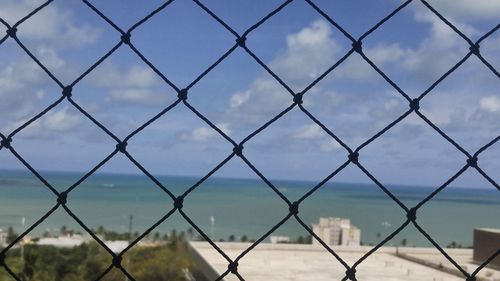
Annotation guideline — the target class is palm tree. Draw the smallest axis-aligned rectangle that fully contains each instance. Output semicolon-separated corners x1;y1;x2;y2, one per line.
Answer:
187;228;194;241
60;225;68;235
241;235;248;242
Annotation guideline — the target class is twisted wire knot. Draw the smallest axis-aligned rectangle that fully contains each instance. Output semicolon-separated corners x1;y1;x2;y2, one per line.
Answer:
174;196;184;209
293;93;303;105
121;33;131;45
116;141;127;153
112;255;122;267
62;86;73;98
236;36;246;47
289;201;299;215
348;152;359;164
407;207;417;221
352;40;362;53
228;261;238;274
469;44;480;56
6;27;17;37
1;137;12;149
467;156;478;168
346;268;357;280
57;192;68;205
409;98;420;111
178;88;188;101
233;144;244;157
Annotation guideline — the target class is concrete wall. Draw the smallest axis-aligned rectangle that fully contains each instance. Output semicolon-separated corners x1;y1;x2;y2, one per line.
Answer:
187;242;224;281
473;229;500;268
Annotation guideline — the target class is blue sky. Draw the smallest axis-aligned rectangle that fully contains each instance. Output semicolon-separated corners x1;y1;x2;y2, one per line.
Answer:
0;0;499;189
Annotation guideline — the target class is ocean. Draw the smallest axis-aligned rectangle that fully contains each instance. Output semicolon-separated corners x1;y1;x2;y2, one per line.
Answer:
0;169;498;247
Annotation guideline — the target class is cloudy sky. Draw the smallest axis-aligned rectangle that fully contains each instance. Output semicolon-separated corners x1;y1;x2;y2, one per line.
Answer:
0;0;498;189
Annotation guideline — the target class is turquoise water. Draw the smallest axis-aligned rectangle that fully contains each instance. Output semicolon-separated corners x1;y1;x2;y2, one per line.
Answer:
0;169;498;247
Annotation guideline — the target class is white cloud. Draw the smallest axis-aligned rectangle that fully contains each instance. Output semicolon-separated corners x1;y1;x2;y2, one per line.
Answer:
293;124;324;140
221;13;499;153
43;107;81;132
88;64;168;106
275;19;341;88
36;47;66;69
7;107;82;138
223;20;342;129
0;0;100;48
180;123;231;142
479;96;500;112
384;99;400;111
422;0;500;21
229;91;251;109
401;13;473;79
334;43;411;81
293;124;341;152
0;1;101;131
367;43;409;64
320;139;342;152
0;58;51;120
225;77;291;127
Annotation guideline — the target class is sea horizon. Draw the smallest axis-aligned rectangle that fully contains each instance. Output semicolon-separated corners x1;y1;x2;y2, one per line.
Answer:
0;167;494;191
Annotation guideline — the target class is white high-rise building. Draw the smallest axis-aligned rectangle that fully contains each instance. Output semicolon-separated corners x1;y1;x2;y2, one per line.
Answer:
312;217;361;246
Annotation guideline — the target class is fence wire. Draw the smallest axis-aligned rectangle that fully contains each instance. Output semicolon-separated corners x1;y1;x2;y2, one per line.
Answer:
0;0;499;280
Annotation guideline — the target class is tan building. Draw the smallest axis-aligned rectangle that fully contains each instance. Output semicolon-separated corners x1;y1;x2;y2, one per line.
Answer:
312;217;361;246
473;228;500;269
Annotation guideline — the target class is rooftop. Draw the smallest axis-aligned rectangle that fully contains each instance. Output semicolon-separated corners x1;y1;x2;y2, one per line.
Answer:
475;228;500;234
188;242;467;281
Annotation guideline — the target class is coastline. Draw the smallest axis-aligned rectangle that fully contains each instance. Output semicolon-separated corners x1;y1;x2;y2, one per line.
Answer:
1;169;499;247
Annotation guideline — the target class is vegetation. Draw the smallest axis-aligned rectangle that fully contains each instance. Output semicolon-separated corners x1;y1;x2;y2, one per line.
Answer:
295;235;312;244
0;229;194;281
5;227;17;244
446;241;471;249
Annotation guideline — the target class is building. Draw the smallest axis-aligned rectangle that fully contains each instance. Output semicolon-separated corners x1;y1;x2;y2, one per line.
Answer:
270;236;290;244
36;234;85;248
473;228;500;269
188;242;464;281
312;217;360;246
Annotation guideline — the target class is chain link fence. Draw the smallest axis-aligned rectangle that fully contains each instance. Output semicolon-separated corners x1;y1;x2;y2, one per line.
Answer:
0;0;498;280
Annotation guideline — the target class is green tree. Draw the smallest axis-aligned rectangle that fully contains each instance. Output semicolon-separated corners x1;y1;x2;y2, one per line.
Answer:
297;236;305;244
60;225;68;235
6;226;17;244
241;235;248;242
228;235;235;242
153;232;161;241
401;238;407;246
96;226;105;235
10;240;193;281
187;228;194;240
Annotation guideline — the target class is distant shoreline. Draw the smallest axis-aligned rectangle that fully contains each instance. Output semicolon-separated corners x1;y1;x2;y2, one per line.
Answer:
0;168;492;190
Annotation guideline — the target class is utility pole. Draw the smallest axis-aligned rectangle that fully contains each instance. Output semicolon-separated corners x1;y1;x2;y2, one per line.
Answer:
128;215;133;244
20;217;25;281
210;216;215;239
125;215;133;281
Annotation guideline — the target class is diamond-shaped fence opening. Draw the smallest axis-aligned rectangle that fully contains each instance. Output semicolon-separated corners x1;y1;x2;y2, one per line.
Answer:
0;1;498;281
